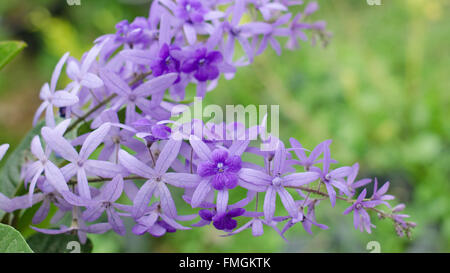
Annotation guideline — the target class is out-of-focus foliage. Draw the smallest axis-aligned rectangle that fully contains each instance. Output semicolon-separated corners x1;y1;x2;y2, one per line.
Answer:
27;233;93;253
0;0;448;252
0;223;33;253
0;41;26;70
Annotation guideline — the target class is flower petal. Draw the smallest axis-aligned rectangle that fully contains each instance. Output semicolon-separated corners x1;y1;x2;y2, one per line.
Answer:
283;172;320;187
163;173;200;188
157;182;177;218
132;179;157;219
155;138;181;174
189;136;212;161
41;127;78;162
263;186;277;222
118;149;155;178
191;179;212;208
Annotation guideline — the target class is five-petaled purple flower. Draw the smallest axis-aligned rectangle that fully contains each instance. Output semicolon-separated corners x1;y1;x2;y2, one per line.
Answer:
181;47;223;82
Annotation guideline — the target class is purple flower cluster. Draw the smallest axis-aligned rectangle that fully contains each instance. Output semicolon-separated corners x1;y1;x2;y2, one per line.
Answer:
0;0;414;244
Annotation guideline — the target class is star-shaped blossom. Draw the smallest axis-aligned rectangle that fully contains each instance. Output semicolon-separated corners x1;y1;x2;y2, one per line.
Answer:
256;13;292;56
66;39;108;94
222;0;272;63
309;141;352;207
151;43;182;81
189;137;246;214
289;138;333;170
41;123;124;199
29;176;72;225
62;175;129;235
282;198;328;235
160;0;224;45
370;178;395;207
343;189;379;233
285;2;319;49
239;142;319;222
118;138;201;219
100;69;178;124
132;201;194;237
25;120;71;204
90;109;146;162
181;47;223;83
345;163;372;197
250;0;288;21
33;52;79;127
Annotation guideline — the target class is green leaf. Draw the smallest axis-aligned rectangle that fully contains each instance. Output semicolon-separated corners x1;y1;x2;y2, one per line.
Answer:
0;41;27;70
27;233;93;253
0;122;45;198
76;119;93;137
0;224;33;253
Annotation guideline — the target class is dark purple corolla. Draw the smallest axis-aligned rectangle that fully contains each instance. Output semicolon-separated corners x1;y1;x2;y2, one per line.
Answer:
188;137;245;215
181;47;223;82
199;208;245;231
151;43;182;82
197;149;242;191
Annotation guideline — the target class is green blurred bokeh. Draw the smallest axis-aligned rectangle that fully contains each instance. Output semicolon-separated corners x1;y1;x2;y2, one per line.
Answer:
0;0;448;252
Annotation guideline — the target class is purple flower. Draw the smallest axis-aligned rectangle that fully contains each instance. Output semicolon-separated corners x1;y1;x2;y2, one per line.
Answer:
62;175;129;236
250;0;288;21
3;0;410;242
131;201;193;236
31;178;72;225
189;137;245;214
289;138;332;170
151;43;181;81
133;118;172;143
90;110;146;162
160;0;224;45
100;69;178;124
118;138;200;219
257;13;292;56
282;198;328;235
286;3;318;50
199;207;245;231
25;131;70;204
371;178;395;206
345;163;372;197
181;47;223;82
33;53;79;127
175;0;207;24
41;123;124;199
310;141;352;207
239;142;319;222
197;149;242;190
222;1;272;62
343;189;381;233
66;40;107;95
114;17;153;45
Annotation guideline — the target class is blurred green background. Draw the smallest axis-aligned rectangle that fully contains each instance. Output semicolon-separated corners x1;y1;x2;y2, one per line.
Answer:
0;0;449;252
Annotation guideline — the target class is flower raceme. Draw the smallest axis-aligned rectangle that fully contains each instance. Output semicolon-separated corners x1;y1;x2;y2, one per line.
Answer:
0;0;415;243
